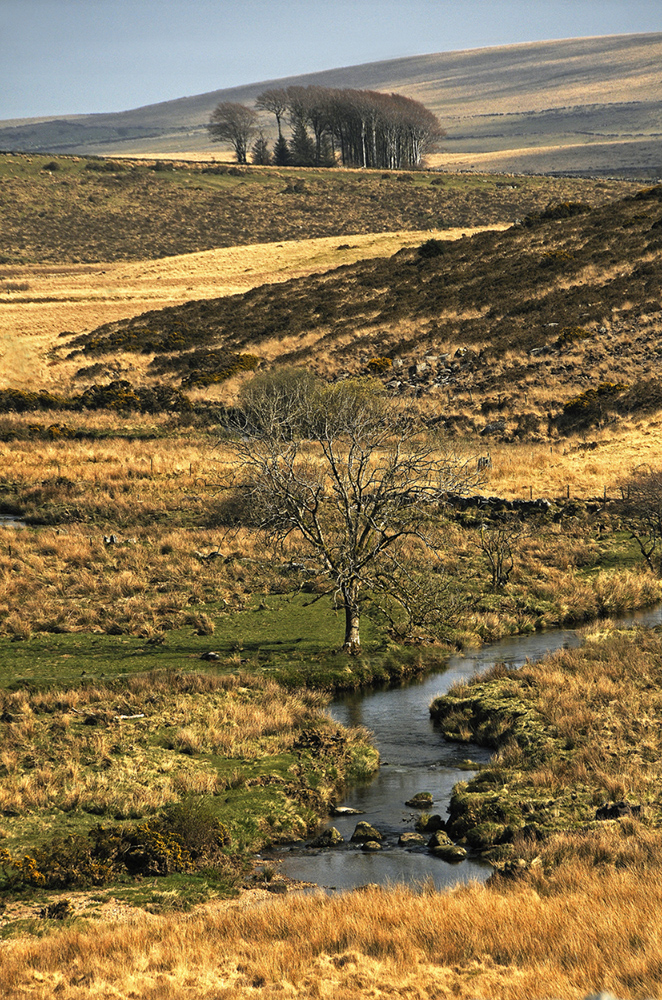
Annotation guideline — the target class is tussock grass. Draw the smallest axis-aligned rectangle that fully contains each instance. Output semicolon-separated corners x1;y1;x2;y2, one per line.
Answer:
431;625;662;853
2;840;662;997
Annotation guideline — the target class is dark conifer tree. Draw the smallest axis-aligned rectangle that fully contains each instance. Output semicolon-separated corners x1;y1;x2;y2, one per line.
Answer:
273;134;291;165
288;121;316;166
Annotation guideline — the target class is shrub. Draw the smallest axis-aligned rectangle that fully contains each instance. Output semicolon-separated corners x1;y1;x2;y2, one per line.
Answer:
555;326;593;349
418;238;447;259
0;802;231;890
522;201;591;226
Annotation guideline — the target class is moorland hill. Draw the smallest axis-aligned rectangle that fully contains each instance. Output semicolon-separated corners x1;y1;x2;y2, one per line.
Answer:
65;182;662;439
1;33;662;174
0;152;634;265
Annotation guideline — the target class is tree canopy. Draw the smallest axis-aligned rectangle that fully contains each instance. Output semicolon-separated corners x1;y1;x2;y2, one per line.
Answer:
207;102;258;164
209;86;444;168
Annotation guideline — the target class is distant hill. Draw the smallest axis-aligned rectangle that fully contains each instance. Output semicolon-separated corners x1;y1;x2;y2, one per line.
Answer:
2;33;662;175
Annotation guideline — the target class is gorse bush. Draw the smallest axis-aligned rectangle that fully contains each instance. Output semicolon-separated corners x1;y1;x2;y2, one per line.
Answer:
0;381;192;414
0;800;232;890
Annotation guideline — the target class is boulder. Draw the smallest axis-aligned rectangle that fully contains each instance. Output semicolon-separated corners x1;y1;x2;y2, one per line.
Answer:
398;832;426;847
361;840;382;852
351;821;383;842
427;831;467;861
330;805;363;817
427;831;453;850
310;827;344;848
414;813;445;833
405;792;433;808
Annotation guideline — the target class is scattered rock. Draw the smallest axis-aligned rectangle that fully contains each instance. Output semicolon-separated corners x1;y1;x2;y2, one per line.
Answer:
428;832;468;862
351;821;383;842
361;840;382;852
200;651;220;661
595;801;641;821
398;832;426;846
311;827;344;848
330;805;363;816
405;792;433;808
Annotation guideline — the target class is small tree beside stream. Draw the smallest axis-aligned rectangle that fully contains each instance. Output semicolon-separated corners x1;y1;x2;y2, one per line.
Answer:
221;370;480;653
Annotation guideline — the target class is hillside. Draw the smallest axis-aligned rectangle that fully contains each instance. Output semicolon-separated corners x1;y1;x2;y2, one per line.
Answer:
63;182;662;438
0;153;634;265
1;34;662;174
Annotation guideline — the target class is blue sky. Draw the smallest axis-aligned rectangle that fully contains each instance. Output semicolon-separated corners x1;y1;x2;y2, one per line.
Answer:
2;0;661;120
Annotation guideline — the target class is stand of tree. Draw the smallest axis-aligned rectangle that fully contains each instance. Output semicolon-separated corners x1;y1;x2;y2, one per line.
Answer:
208;86;444;169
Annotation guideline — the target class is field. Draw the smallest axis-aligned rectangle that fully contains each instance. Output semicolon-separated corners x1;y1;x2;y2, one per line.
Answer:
2;150;662;999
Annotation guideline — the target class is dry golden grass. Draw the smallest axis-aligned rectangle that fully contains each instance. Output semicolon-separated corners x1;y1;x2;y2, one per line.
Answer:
0;227;506;393
0;673;327;823
2;836;662;999
485;416;662;501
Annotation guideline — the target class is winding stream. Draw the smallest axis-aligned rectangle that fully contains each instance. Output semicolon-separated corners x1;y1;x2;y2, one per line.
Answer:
274;604;662;892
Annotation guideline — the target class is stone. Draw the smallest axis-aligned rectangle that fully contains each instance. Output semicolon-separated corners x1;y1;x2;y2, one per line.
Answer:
595;801;641;821
405;792;433;808
361;840;382;852
414;813;445;833
398;832;426;846
427;831;453;850
351;821;383;842
432;844;467;862
311;827;344;848
330;805;363;816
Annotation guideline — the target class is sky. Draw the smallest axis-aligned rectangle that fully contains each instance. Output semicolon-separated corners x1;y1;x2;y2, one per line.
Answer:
2;0;662;120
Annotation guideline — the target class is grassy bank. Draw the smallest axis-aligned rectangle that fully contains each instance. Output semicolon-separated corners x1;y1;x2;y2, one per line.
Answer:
0;662;379;912
3;832;662;998
431;624;662;856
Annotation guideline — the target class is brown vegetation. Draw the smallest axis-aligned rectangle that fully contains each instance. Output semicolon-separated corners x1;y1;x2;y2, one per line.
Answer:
2;833;662;998
0;153;633;265
62;181;661;435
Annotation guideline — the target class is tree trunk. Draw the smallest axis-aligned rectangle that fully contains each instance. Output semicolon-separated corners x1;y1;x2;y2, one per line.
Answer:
342;583;361;654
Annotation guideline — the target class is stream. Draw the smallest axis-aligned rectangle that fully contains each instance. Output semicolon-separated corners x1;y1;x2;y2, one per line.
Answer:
273;603;662;892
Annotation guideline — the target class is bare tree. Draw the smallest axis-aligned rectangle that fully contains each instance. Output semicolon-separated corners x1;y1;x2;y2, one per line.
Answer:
220;370;480;654
208;102;258;164
479;515;525;590
615;466;662;575
255;88;289;140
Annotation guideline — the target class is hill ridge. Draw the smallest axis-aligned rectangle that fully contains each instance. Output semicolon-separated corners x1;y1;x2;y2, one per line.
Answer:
2;33;662;173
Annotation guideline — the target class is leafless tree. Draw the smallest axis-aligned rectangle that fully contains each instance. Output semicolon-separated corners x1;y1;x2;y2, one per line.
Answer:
479;515;525;590
208;102;258;164
615;465;662;575
220;370;480;654
254;88;289;140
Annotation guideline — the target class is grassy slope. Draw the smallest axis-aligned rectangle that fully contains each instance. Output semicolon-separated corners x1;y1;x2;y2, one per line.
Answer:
62;179;662;435
0;153;634;266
